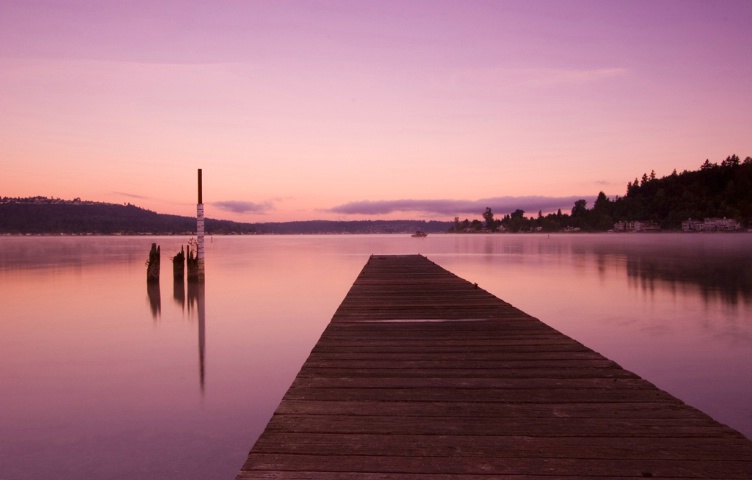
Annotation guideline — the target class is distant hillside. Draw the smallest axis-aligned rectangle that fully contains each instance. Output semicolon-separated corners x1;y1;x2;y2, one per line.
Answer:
0;198;257;235
0;197;451;235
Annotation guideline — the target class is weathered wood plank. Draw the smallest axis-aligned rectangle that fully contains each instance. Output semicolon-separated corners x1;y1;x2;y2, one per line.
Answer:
236;254;752;479
290;376;652;390
280;385;675;403
273;400;710;420
242;453;752;478
250;433;752;461
296;366;638;379
306;351;611;362
301;358;624;370
239;474;693;480
264;413;738;437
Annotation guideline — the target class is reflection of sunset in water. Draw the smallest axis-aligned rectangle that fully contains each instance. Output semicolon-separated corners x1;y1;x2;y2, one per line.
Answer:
1;234;751;479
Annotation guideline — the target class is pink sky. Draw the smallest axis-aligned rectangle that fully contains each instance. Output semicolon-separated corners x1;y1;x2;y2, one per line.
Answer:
2;0;751;222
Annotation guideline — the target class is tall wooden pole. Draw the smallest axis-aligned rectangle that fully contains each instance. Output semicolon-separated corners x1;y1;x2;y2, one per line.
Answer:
198;168;203;204
195;170;206;391
197;168;205;282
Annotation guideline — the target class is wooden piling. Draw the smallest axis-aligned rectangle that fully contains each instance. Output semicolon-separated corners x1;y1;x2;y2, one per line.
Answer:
187;239;200;283
172;246;185;281
146;243;160;283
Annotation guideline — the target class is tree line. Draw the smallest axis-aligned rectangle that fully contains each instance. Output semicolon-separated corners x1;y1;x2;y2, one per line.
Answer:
449;154;752;233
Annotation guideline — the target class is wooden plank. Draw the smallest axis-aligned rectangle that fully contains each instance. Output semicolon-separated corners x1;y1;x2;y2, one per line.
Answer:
236;255;752;479
272;400;708;420
239;474;696;480
306;351;612;362
242;453;752;478
279;385;678;403
250;433;752;461
296;366;638;379
301;358;625;370
290;376;653;390
264;414;739;438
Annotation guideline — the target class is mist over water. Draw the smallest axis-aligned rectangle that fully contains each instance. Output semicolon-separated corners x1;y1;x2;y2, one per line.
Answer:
1;234;751;479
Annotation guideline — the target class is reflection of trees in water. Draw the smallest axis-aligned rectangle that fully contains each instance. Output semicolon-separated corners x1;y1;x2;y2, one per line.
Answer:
624;255;752;305
585;241;752;306
475;236;751;307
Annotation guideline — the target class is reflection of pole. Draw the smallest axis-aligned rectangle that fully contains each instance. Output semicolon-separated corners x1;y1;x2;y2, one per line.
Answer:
187;281;206;393
197;169;205;282
198;283;205;394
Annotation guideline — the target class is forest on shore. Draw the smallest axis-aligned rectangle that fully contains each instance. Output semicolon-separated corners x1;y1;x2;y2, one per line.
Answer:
450;154;752;233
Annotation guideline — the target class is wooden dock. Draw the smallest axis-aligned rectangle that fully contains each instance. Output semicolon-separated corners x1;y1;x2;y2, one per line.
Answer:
237;255;752;479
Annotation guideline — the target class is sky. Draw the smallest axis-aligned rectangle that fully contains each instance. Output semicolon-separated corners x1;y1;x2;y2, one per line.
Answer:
1;0;751;222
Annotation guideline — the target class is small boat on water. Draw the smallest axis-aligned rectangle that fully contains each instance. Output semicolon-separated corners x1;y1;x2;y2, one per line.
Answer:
411;231;428;237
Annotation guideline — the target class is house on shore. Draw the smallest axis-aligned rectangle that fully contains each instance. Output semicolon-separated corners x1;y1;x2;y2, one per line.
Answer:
613;221;660;232
682;217;741;232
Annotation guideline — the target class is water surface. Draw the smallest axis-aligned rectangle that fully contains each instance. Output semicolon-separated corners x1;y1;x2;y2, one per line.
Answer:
1;234;750;479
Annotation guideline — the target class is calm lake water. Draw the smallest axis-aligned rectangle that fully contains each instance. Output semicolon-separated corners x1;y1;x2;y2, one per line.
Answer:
1;233;751;479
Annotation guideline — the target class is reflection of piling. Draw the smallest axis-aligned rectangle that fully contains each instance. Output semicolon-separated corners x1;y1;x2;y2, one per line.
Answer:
173;246;185;281
147;282;161;319
146;243;160;283
173;246;185;309
173;276;185;309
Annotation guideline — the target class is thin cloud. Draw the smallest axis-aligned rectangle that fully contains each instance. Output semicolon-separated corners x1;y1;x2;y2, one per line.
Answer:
533;67;628;86
329;196;595;217
213;200;274;215
450;67;628;92
113;191;149;200
594;179;622;188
